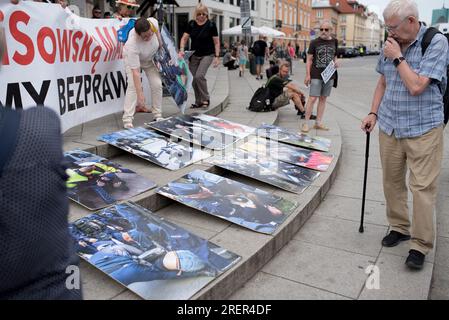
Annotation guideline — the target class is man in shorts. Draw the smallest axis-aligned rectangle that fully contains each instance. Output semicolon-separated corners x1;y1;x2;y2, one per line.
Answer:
302;20;340;132
252;35;269;80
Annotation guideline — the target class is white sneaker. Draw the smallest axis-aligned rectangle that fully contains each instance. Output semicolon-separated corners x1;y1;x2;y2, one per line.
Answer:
124;122;134;129
155;117;165;122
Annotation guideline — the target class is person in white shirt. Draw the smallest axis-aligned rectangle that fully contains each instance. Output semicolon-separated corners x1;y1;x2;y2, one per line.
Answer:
122;17;163;129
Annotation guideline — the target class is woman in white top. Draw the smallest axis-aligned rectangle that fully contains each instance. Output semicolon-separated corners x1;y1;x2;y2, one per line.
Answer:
122;17;163;129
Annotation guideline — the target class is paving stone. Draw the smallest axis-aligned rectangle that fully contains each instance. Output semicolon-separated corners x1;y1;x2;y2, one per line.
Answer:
293;215;386;257
229;272;350;300
359;252;433;300
262;240;374;299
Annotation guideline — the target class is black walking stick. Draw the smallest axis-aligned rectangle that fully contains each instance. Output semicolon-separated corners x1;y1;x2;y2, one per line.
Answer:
359;131;370;233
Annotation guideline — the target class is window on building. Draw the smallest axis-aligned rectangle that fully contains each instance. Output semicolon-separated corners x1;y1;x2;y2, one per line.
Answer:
278;1;282;20
316;10;323;18
285;4;288;24
290;7;293;25
294;9;297;26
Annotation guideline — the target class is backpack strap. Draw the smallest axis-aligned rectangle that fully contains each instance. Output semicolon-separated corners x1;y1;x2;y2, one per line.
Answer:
0;108;21;178
421;27;446;92
421;27;441;56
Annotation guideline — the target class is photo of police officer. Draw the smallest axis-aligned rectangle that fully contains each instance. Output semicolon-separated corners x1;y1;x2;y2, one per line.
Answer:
70;202;241;300
207;149;320;194
64;150;156;210
157;170;298;234
98;127;210;171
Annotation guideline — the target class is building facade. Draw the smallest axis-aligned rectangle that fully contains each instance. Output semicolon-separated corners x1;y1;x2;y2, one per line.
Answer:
365;12;383;53
311;0;340;40
329;0;367;48
274;0;312;50
432;6;449;26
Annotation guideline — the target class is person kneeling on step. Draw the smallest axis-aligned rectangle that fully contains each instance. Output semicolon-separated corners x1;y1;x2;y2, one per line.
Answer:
266;62;316;119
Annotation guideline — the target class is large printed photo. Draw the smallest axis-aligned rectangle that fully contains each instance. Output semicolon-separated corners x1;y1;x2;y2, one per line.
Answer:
153;25;193;113
207;149;320;194
146;115;237;150
98;127;210;171
240;137;334;172
64;150;156;210
157;170;298;234
188;113;256;139
257;124;331;152
70;202;241;300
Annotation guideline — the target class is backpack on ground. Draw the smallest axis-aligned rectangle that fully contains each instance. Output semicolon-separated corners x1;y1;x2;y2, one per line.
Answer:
247;86;274;112
421;27;449;125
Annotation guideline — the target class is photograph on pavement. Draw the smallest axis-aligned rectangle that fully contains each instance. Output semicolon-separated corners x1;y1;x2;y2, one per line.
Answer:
240;137;334;171
157;169;298;234
190;113;256;139
146;115;237;150
98;127;210;171
257;123;331;152
64;150;157;210
206;149;320;194
69;202;241;300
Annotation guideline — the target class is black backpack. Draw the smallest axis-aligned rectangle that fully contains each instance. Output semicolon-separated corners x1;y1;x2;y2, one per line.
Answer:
248;86;274;112
421;27;449;125
251;41;261;56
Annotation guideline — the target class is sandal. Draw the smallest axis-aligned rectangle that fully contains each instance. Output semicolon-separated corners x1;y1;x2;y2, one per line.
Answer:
199;100;210;108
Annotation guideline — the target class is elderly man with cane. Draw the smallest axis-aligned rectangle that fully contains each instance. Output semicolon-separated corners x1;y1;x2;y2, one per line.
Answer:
361;0;448;270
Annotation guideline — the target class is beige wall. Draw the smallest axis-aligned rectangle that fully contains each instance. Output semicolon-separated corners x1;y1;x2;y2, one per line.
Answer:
312;7;339;40
337;13;368;47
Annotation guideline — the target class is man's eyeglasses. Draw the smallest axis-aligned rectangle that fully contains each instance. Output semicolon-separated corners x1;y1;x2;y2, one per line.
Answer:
126;5;135;10
320;28;330;32
385;17;409;33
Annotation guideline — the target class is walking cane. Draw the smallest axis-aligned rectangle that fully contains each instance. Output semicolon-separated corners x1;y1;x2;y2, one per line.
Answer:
359;131;370;233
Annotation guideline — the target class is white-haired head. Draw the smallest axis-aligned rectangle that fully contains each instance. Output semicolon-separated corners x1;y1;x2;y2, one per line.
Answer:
383;0;419;21
320;19;333;29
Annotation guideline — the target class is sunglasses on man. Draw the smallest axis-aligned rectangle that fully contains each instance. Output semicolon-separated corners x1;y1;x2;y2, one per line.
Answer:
197;13;207;17
320;28;330;32
126;5;135;9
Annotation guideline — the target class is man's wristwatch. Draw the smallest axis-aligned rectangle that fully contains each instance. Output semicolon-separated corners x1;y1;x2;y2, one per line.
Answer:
393;56;405;67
